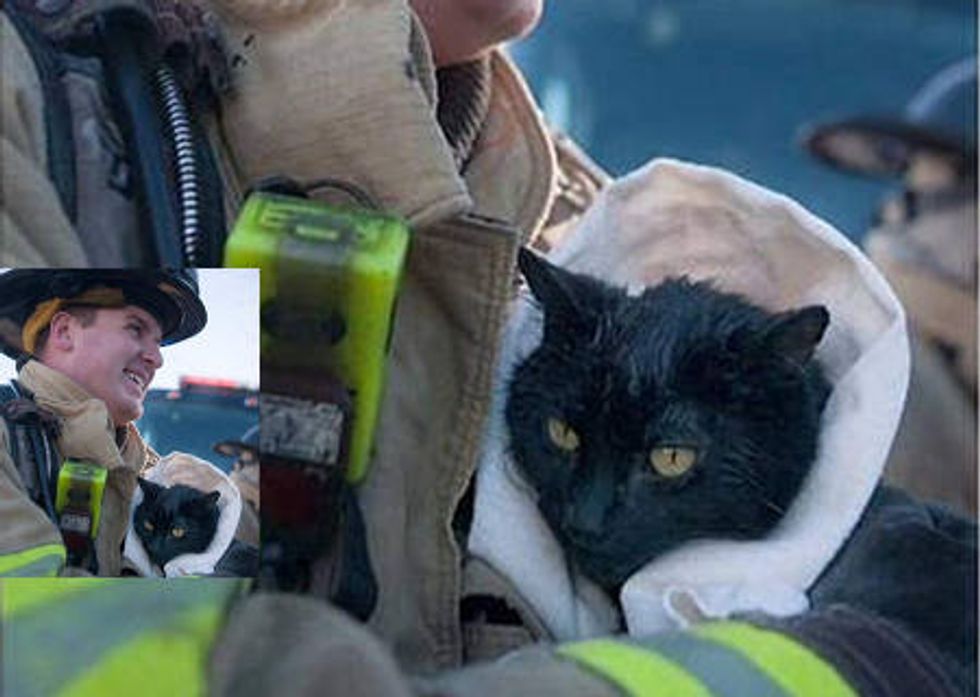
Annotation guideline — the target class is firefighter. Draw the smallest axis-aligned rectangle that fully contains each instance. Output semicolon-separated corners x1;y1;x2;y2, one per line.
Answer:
0;269;243;577
803;56;977;514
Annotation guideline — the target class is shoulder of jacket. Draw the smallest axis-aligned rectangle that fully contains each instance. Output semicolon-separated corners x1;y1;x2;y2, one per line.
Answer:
535;129;610;252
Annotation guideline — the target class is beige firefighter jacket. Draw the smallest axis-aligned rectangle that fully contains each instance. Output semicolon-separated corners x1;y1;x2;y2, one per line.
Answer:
0;360;157;576
0;0;605;674
203;0;605;672
0;12;87;265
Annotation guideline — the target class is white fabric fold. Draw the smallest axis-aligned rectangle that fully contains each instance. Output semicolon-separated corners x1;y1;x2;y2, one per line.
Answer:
123;452;243;578
468;158;909;640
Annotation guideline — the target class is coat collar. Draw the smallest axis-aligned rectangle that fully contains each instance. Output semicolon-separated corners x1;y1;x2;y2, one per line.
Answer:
18;360;149;472
209;0;556;237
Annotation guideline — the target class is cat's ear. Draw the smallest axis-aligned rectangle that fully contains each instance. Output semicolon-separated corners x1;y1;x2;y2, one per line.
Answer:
761;306;830;366
138;478;163;500
200;490;221;507
518;248;604;327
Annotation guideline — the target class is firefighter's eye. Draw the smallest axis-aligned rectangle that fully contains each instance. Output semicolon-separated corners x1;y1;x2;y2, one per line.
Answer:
171;527;186;539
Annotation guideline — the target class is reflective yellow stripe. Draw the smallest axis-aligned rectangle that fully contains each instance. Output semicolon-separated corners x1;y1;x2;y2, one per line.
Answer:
559;638;713;697
3;578;243;697
0;543;65;577
58;603;225;697
695;622;857;697
3;578;112;617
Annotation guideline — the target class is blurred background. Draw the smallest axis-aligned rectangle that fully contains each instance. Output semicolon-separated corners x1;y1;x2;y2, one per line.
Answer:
510;0;975;241
136;268;259;471
0;269;259;471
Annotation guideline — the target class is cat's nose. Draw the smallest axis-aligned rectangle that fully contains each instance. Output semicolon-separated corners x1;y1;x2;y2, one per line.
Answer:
565;475;617;541
563;506;610;544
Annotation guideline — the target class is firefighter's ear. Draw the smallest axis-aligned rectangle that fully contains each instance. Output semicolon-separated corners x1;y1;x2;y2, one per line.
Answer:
43;311;76;354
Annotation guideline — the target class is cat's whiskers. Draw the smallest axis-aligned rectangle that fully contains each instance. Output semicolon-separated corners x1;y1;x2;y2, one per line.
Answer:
717;459;786;516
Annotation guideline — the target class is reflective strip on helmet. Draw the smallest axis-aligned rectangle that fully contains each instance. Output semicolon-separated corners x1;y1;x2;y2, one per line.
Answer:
558;638;713;696
3;578;242;697
0;543;65;577
693;622;858;697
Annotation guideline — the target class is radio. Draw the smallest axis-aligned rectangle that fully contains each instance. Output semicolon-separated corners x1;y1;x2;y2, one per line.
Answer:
225;190;410;483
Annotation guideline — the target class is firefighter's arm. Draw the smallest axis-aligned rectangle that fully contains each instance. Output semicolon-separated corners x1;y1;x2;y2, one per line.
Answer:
1;581;963;695
419;607;964;697
0;12;87;266
211;592;965;697
0;423;66;577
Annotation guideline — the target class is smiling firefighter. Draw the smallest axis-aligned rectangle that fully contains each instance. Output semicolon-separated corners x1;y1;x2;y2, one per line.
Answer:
0;269;212;576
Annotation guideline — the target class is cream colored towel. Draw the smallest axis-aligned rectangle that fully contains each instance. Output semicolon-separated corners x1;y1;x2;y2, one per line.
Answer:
469;159;909;640
124;452;243;578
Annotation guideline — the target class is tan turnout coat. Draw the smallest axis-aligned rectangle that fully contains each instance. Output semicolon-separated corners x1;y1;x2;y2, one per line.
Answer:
0;361;155;576
1;0;604;672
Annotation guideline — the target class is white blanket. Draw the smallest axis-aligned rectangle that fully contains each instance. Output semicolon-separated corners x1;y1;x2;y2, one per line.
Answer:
123;452;243;578
469;159;909;640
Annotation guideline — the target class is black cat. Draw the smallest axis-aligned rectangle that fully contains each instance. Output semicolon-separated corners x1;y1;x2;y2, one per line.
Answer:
133;479;221;569
506;248;832;592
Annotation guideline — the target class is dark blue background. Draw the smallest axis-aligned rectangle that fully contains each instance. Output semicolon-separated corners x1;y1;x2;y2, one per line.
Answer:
512;0;975;240
137;389;258;472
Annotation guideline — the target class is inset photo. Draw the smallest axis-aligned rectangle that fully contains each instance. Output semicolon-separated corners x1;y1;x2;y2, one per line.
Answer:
0;268;259;578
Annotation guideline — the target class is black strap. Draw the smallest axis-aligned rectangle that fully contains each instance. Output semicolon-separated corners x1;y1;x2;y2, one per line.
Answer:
97;12;184;266
331;485;378;621
1;383;28;489
1;382;98;573
3;6;77;222
0;382;57;521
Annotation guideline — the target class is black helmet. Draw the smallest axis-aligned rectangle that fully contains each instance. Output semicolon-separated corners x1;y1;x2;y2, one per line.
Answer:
0;269;208;359
801;57;977;179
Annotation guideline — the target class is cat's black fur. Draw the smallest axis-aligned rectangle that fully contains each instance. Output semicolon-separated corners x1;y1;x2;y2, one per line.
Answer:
133;479;221;568
506;249;832;592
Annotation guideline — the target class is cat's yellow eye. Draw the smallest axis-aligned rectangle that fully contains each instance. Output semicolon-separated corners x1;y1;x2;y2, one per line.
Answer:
142;520;154;532
171;527;186;539
649;446;698;478
547;417;580;453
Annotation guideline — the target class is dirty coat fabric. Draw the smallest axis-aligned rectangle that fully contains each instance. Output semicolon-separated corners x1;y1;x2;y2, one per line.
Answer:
0;0;604;671
202;0;604;672
0;360;157;576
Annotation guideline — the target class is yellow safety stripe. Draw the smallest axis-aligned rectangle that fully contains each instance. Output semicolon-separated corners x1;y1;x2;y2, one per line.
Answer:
59;603;225;697
695;622;858;697
0;543;65;577
559;638;713;697
3;578;244;697
2;577;106;618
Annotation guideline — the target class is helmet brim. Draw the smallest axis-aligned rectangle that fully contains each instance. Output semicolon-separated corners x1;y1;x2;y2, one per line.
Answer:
0;270;207;359
801;116;974;179
212;424;260;457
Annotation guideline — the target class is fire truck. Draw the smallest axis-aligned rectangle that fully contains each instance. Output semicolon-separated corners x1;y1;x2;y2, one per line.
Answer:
136;376;258;472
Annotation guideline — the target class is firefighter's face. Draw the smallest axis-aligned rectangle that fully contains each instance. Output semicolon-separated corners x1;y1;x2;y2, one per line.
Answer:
410;0;543;66
46;306;164;426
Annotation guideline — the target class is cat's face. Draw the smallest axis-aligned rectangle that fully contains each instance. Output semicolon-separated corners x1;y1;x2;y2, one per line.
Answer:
134;479;221;568
506;250;831;591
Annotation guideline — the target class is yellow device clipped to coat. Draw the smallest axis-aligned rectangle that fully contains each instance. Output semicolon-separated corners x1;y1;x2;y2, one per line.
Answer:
224;190;410;483
55;459;108;539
